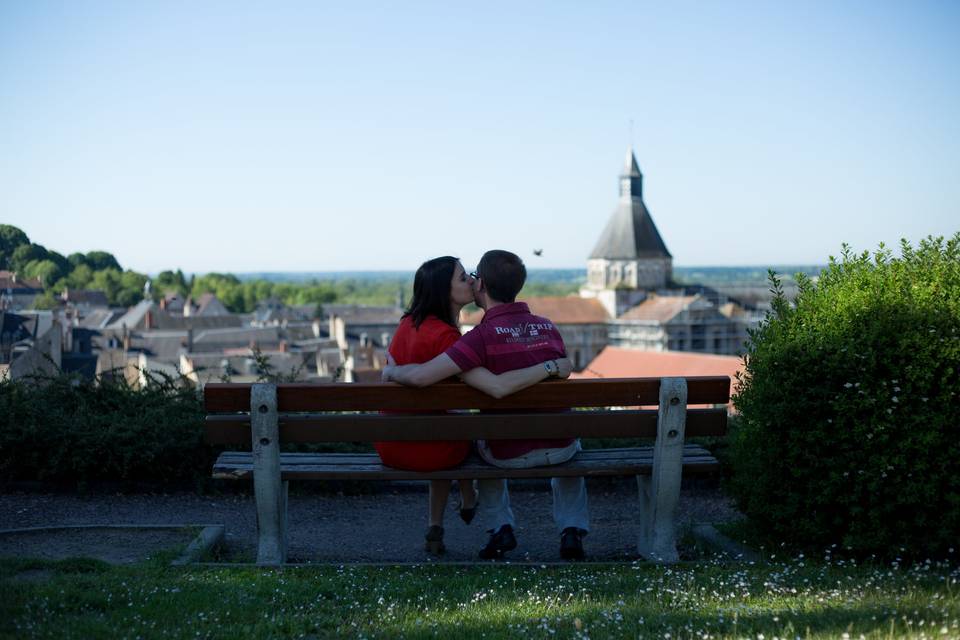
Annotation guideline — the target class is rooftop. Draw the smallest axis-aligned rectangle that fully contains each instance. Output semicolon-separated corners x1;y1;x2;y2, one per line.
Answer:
617;295;701;322
573;346;743;407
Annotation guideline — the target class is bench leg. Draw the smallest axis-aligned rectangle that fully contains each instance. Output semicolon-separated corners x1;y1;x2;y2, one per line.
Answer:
251;383;288;566
636;377;687;563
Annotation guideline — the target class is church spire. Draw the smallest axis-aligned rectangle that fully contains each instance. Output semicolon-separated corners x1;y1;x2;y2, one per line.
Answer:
620;148;643;199
590;148;670;261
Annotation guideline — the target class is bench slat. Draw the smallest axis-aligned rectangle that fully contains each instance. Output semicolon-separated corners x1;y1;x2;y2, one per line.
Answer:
211;447;721;480
213;445;716;462
205;408;727;444
204;377;731;413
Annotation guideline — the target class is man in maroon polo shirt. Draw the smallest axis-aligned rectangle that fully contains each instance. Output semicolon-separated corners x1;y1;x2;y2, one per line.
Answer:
382;250;590;560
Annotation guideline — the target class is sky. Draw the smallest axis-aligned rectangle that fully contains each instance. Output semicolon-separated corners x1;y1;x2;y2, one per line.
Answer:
1;1;958;274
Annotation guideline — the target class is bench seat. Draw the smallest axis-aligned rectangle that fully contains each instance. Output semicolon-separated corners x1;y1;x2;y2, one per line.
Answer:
212;445;720;481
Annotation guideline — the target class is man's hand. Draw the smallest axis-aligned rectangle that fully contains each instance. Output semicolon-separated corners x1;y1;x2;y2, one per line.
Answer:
556;357;573;379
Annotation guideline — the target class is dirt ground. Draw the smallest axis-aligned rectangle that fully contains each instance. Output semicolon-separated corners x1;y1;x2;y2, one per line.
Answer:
0;527;197;565
0;480;742;564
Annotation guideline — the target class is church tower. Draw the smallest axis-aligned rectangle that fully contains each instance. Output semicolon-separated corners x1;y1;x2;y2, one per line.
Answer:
581;149;673;316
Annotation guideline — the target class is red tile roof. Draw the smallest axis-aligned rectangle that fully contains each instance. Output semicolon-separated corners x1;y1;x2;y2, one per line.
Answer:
522;296;610;324
573;346;744;408
460;296;609;327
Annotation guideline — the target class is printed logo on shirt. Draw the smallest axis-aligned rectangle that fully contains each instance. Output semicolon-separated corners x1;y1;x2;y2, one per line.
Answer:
493;322;557;345
494;322;554;337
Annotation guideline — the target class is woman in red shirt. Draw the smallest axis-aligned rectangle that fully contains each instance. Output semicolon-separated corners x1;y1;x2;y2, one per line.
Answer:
376;256;568;554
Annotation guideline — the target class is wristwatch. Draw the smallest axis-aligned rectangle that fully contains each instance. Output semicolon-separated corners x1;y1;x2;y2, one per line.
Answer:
544;359;559;378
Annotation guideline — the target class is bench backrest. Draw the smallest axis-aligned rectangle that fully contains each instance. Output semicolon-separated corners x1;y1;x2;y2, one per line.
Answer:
204;377;730;445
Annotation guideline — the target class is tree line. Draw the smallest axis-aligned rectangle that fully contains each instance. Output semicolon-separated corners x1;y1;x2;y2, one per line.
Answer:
1;225;577;313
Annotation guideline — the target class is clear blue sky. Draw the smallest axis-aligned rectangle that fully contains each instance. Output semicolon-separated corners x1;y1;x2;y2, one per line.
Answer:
1;1;957;274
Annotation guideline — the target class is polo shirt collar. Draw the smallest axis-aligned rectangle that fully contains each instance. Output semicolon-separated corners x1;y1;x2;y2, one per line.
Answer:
481;302;530;323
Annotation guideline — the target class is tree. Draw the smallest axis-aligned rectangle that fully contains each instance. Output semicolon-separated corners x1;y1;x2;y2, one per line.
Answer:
23;259;65;287
10;244;49;273
30;290;60;310
0;225;29;269
65;264;94;289
91;269;123;305
85;251;122;272
67;253;90;269
117;271;148;306
46;250;71;275
154;269;190;298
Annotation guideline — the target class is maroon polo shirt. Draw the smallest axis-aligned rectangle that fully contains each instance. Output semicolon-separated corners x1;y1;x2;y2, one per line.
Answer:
444;301;573;459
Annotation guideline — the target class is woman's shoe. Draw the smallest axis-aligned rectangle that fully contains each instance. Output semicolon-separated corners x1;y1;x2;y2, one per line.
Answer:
458;501;477;525
457;481;478;524
425;525;445;555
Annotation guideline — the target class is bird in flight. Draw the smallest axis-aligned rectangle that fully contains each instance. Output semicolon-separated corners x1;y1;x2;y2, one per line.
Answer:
533;249;543;257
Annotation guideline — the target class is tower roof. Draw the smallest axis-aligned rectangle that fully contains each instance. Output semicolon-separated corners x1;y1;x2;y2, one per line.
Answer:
623;147;641;176
589;149;671;260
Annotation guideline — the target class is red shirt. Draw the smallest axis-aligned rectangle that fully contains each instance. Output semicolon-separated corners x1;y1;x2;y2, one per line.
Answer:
374;315;471;471
445;302;572;459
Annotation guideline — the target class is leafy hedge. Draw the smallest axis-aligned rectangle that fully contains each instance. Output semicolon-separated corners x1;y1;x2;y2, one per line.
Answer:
731;235;960;558
0;372;212;490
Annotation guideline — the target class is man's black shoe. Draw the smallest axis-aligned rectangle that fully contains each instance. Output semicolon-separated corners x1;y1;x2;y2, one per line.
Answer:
478;524;517;560
560;527;585;560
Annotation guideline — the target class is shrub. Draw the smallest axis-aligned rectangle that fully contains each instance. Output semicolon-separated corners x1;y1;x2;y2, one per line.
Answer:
731;235;960;559
0;371;212;490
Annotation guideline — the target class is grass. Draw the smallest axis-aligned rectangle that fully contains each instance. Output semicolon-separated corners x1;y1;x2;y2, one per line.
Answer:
1;553;957;639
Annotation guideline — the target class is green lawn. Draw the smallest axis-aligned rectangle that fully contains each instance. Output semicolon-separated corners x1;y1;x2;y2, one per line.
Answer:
1;554;957;639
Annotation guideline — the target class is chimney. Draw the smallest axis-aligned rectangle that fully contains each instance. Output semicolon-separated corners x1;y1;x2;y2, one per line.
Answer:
144;310;153;330
122;324;130;353
312;319;321;338
330;315;347;351
279;340;287;353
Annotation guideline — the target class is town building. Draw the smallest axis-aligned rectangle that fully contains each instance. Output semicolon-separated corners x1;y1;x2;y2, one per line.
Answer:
576;149;755;357
465;149;757;365
0;271;43;311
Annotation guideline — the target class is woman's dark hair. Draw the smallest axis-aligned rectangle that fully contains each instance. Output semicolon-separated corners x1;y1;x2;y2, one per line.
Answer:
404;256;460;329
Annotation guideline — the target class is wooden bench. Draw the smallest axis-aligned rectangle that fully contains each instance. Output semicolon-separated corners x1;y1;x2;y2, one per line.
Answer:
204;376;730;565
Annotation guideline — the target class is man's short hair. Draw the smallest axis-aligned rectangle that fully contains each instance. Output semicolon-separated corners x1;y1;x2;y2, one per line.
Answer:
477;250;526;303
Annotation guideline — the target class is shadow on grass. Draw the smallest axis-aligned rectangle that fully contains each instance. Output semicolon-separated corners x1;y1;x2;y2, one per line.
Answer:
2;560;954;639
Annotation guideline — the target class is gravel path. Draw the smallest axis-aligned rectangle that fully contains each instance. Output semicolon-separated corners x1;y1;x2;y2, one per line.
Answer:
0;480;741;563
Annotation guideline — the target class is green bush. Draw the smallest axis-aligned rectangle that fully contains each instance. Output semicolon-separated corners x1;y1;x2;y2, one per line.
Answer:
0;372;212;490
731;235;960;558
0;368;375;491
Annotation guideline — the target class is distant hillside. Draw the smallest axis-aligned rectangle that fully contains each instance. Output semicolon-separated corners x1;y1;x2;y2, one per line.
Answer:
236;268;588;284
672;265;824;287
238;266;824;289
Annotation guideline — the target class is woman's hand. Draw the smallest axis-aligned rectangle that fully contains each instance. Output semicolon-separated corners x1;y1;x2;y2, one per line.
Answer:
556;357;573;379
381;352;397;382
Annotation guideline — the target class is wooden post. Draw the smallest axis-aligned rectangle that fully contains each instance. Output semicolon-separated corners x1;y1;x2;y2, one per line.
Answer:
251;383;287;565
637;376;687;563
